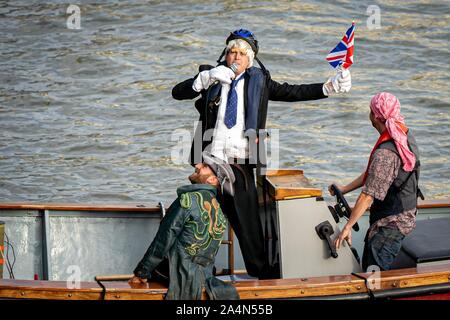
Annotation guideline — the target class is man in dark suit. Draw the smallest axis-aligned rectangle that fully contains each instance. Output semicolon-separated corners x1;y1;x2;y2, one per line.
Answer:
172;29;352;279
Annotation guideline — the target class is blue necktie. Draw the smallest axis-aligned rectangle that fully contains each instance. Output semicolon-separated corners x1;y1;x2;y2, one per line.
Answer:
224;77;243;129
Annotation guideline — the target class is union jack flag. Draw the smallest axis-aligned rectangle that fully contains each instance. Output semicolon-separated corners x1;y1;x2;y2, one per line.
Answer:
326;22;355;69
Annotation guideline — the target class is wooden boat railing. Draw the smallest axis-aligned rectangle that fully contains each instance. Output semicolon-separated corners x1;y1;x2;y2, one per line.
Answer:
1;262;449;300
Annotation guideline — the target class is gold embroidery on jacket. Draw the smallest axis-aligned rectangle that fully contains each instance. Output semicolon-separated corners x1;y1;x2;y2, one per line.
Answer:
184;192;227;256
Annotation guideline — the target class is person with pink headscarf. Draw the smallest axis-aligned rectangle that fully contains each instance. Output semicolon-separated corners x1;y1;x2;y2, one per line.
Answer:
329;92;422;271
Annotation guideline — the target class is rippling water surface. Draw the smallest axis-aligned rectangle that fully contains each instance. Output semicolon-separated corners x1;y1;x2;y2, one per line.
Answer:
0;0;449;205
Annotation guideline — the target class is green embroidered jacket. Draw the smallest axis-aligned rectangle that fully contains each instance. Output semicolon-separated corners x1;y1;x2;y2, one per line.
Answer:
134;184;239;300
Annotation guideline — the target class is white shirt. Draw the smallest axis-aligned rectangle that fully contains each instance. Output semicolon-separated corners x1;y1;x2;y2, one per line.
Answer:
210;72;249;162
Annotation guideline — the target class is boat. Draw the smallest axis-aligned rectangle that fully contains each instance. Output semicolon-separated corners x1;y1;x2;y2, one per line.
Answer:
1;170;449;300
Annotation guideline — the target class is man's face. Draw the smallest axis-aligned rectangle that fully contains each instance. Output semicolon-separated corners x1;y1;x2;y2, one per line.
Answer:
189;163;217;185
369;110;377;128
226;46;250;75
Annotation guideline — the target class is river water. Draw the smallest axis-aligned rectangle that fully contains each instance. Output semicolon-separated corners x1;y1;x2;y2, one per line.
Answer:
0;0;449;205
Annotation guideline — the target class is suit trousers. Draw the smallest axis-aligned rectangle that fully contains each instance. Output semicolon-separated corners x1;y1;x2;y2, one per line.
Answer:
220;163;268;278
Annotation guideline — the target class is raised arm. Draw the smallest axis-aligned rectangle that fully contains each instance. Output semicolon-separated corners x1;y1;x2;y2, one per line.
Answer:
268;79;327;102
268;66;352;102
172;77;200;100
172;64;226;101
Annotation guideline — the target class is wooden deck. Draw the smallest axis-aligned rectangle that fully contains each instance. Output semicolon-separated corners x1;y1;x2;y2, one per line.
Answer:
1;263;449;300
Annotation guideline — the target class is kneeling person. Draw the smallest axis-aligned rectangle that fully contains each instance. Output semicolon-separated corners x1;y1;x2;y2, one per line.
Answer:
129;153;239;300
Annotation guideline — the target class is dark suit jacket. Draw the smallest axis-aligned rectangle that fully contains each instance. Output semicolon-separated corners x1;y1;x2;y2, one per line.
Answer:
172;65;327;165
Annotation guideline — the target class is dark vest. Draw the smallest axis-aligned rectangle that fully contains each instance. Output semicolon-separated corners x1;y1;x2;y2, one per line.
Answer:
369;132;421;225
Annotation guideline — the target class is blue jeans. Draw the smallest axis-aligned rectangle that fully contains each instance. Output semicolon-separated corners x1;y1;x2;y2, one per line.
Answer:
362;226;405;271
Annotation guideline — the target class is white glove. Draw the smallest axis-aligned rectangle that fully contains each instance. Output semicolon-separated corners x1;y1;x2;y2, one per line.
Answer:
210;65;235;85
192;65;235;92
323;67;352;96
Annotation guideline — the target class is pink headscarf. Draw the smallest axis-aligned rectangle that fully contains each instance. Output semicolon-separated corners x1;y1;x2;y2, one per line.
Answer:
370;92;416;172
